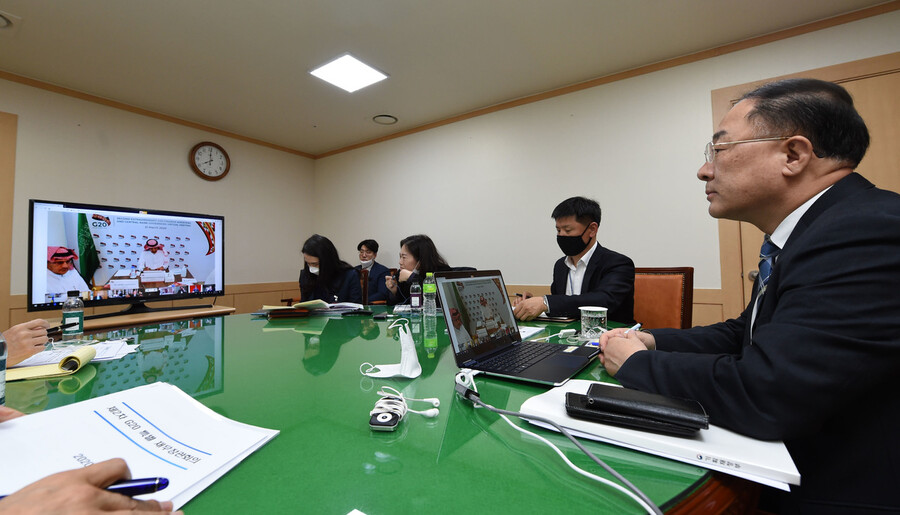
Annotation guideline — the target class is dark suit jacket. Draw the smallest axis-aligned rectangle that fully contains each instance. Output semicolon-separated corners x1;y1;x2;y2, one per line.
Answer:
299;267;362;304
617;174;900;513
355;261;390;303
547;244;635;324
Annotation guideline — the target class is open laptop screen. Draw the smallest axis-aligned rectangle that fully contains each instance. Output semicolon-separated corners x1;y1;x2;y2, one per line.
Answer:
435;270;521;363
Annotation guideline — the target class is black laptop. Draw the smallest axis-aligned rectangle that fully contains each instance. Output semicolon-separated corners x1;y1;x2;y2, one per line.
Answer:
435;269;598;386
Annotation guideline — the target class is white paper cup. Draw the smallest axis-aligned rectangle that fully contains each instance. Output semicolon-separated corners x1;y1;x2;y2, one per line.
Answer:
579;306;608;339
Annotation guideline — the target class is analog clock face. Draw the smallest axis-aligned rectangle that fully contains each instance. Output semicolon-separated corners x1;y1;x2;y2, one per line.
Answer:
190;142;230;180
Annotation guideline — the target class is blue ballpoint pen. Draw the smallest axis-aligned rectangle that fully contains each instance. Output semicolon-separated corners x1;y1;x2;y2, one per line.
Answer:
0;477;168;500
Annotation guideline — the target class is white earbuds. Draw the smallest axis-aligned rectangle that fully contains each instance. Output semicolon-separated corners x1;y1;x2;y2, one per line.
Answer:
406;396;440;408
374;387;440;420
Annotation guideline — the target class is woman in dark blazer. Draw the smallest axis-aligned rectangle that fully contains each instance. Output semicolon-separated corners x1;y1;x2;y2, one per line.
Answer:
385;234;451;305
299;234;362;304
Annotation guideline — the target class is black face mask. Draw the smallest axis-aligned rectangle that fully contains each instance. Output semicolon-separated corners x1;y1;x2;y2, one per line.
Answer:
556;225;592;257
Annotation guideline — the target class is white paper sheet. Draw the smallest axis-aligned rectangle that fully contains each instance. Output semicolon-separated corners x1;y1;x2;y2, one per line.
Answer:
519;379;799;490
0;383;278;509
12;340;137;368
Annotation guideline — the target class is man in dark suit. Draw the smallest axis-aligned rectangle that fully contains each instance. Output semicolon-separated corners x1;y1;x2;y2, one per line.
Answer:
600;79;900;513
514;196;634;324
355;239;390;303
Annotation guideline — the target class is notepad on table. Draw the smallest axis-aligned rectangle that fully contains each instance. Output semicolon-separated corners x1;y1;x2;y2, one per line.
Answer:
6;346;96;381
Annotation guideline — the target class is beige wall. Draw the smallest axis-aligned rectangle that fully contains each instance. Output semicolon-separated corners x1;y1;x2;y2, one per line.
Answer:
314;11;900;294
0;79;316;296
2;11;899;324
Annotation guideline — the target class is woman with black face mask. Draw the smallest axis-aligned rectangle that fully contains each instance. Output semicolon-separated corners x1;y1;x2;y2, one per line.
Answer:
513;196;635;324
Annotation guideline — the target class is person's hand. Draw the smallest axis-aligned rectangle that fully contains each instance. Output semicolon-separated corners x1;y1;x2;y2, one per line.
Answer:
3;319;49;367
385;275;398;294
512;291;533;308
0;458;179;514
598;328;656;376
398;269;413;283
513;296;546;321
0;405;25;422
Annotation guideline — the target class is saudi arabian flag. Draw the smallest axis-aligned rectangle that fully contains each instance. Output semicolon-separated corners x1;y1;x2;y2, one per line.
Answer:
77;213;100;287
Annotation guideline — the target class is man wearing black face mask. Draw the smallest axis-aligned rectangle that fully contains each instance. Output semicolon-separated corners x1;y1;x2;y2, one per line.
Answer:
513;197;635;323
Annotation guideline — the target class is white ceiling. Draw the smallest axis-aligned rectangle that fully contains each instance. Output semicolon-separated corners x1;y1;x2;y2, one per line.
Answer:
0;0;890;157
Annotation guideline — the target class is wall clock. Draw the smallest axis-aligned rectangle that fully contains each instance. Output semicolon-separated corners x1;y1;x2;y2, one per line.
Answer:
189;142;230;181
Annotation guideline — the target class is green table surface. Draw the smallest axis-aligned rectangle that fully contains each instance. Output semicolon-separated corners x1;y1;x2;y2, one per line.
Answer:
7;309;709;514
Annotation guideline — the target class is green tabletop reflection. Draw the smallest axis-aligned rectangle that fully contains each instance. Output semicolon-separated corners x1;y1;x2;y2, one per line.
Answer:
8;309;709;513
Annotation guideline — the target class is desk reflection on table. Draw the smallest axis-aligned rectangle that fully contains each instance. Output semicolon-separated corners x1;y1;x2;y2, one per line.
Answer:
5;310;758;514
4;317;224;415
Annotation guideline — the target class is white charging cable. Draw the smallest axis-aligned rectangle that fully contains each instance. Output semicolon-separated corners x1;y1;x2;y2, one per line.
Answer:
454;370;661;515
371;386;440;420
529;328;578;342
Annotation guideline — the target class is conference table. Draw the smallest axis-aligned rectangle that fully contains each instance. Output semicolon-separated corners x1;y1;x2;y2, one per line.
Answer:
6;308;757;513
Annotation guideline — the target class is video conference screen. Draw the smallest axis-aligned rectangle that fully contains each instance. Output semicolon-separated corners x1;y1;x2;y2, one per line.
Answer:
28;199;225;311
435;272;520;359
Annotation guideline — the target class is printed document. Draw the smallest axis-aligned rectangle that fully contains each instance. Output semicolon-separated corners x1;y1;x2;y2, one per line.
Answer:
519;379;799;490
0;382;278;509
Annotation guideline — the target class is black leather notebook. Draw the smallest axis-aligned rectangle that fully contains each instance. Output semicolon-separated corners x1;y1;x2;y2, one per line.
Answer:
564;383;708;437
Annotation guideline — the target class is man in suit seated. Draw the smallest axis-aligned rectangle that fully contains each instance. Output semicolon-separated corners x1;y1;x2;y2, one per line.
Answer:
600;78;900;514
355;239;390;303
513;196;635;324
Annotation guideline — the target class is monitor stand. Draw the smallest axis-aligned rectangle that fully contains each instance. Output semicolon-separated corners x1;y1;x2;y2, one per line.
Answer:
85;300;214;321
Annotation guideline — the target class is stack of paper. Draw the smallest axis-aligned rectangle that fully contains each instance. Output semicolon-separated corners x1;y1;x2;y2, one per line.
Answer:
7;341;139;381
0;383;278;508
261;300;364;317
519;379;799;490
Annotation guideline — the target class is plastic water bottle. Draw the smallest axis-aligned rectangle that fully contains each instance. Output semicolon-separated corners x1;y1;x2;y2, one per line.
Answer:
409;280;422;314
1;334;7;406
62;290;85;341
423;272;437;317
423;313;438;358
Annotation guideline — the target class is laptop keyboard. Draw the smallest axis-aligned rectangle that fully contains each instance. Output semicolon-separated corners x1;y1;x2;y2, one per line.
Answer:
479;341;563;374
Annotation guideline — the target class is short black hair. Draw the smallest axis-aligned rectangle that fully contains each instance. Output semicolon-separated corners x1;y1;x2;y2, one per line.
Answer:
357;239;379;253
551;196;601;227
741;78;869;167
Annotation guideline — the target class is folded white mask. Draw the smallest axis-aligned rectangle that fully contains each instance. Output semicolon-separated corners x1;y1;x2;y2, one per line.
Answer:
360;319;422;379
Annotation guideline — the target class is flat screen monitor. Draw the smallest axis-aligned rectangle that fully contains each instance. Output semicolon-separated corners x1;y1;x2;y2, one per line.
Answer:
28;199;225;319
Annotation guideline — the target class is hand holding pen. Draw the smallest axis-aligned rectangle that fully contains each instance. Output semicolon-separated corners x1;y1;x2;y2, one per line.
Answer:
598;323;656;377
2;319;53;367
0;459;176;513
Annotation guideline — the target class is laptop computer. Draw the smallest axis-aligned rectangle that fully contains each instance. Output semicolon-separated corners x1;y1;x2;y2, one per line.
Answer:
435;269;598;386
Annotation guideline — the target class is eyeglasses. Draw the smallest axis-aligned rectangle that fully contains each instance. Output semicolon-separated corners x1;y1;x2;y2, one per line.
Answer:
704;137;790;164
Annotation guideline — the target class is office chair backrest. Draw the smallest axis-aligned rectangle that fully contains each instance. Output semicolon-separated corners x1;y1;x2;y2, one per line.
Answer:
633;267;694;329
359;268;369;305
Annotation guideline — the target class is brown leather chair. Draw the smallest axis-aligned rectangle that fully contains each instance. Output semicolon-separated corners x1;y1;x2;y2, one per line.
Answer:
359;268;369;305
633;267;694;329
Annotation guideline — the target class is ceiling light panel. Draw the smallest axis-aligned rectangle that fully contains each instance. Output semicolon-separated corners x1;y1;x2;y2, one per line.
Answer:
310;54;387;93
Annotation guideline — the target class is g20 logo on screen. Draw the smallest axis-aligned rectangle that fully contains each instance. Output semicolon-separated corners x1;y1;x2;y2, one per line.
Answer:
91;213;111;228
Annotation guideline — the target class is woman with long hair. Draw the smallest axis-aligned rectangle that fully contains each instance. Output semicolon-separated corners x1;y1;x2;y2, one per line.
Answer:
299;234;362;304
385;234;451;305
